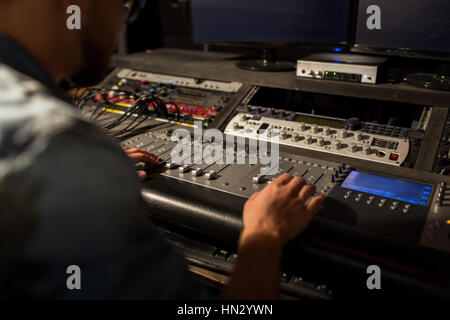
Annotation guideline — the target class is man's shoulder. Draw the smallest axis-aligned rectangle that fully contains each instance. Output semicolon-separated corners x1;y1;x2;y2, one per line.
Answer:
0;63;84;125
0;64;110;177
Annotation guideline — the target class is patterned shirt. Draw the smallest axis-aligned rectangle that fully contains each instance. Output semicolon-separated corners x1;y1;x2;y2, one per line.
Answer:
0;33;210;299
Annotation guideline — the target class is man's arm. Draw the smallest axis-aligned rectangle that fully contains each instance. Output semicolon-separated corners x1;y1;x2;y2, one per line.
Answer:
226;174;325;299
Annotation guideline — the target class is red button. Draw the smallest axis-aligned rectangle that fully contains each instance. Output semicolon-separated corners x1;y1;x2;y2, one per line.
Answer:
390;153;399;161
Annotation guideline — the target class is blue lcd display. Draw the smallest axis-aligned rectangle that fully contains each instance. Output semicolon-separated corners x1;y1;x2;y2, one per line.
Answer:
341;171;432;206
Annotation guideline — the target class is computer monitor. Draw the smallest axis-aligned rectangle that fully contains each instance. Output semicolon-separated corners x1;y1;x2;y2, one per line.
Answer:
191;0;353;71
354;0;450;59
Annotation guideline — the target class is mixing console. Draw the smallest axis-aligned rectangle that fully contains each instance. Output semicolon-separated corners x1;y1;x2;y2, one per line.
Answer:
120;125;450;253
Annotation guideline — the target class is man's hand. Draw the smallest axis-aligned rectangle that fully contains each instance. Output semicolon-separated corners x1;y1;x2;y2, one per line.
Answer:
226;173;326;299
122;147;160;180
242;173;325;246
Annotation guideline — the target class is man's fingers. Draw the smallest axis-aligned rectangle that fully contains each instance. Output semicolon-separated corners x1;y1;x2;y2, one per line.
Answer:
249;191;260;201
273;173;293;185
124;148;158;159
287;176;306;196
137;170;147;181
128;153;160;166
298;184;316;202
306;194;326;215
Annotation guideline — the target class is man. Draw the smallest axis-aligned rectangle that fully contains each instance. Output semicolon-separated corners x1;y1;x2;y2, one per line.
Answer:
0;0;325;299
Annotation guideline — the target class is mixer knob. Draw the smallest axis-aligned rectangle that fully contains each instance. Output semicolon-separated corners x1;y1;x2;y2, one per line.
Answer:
309;70;315;76
345;117;362;130
291;134;300;142
233;123;240;131
311;125;319;134
239;114;248;122
340;130;348;139
363;146;371;155
349;143;357;153
299;123;306;132
354;132;363;141
333;140;341;150
305;135;313;145
323;126;331;135
317;137;325;147
280;131;288;140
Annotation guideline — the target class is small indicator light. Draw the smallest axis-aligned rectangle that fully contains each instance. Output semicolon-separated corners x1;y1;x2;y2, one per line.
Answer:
389;153;399;161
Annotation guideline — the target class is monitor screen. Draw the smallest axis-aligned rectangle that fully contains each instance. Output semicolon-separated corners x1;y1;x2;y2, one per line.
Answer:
192;0;352;44
341;171;432;206
355;0;450;54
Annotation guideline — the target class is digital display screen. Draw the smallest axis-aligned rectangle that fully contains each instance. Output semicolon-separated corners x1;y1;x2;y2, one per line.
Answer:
192;0;351;44
341;171;432;206
356;0;450;54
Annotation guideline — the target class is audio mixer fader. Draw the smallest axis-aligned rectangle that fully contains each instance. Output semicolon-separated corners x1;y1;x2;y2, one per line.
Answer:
121;125;450;253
